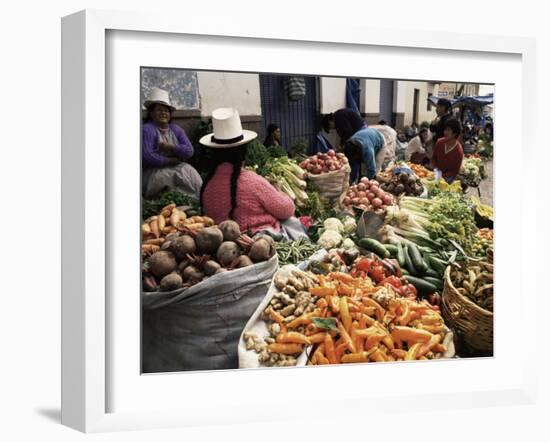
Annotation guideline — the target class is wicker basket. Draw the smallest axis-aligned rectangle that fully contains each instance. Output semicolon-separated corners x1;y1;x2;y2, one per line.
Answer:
441;266;493;354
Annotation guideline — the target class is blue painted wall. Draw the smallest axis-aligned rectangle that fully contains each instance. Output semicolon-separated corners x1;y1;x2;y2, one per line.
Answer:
141;68;200;110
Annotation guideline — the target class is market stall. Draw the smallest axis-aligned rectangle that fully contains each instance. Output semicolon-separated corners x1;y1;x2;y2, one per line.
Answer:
141;139;494;372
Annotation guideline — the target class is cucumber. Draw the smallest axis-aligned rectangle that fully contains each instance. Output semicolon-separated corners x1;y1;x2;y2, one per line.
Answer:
358;238;390;258
428;255;447;275
423;276;443;290
402;245;416;275
403;275;439;294
384;244;398;257
396;243;405;267
425;268;441;278
408;244;427;273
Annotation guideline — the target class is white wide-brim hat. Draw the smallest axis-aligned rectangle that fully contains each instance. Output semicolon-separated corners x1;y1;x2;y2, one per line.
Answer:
200;107;257;148
143;87;176;112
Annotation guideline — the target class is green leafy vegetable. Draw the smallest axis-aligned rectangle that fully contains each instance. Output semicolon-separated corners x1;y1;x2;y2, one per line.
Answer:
312;317;339;331
142;190;200;219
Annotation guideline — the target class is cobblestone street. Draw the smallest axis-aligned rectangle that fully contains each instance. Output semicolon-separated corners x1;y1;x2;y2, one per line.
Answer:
465;159;493;207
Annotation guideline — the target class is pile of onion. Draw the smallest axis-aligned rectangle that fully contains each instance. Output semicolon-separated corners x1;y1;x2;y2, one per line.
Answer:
299;150;348;175
342;177;394;214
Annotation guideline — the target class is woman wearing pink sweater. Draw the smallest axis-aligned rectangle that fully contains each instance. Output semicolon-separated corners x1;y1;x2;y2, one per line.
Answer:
199;108;296;234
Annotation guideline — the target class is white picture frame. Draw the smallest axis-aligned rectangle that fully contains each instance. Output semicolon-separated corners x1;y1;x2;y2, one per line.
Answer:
61;9;537;433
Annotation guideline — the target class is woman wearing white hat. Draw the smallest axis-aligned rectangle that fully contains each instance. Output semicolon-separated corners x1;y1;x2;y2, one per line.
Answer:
199;108;299;237
142;87;203;199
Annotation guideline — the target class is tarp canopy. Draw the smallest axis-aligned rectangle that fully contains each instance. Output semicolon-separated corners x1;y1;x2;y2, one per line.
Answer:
428;94;494;108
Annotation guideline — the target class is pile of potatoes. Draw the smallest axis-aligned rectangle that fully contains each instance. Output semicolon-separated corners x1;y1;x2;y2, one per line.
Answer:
142;204;277;292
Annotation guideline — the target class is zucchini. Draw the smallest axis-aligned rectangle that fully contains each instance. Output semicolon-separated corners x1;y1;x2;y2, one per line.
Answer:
396;242;405;267
424;268;441;278
408;244;427;273
403;275;438;294
423;276;443;290
400;268;410;276
402;245;416;275
358;238;390;258
384;244;398;257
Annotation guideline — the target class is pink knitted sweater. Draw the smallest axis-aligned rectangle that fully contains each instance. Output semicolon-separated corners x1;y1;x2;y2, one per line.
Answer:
202;163;295;233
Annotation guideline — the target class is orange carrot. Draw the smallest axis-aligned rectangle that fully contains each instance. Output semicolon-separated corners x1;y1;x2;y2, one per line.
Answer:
390;349;408;359
286;312;317;329
308;332;328;344
267;343;303;355
316;298;328;308
329;296;340;313
341;352;372;363
324;334;338;364
359;314;375;328
276;332;311;345
339;297;352;332
405;342;423;360
365;334;386;351
391;326;433;344
268;308;285;325
369;348;387;363
316;353;330;365
310;286;336;297
335;343;347;362
337;322;356;353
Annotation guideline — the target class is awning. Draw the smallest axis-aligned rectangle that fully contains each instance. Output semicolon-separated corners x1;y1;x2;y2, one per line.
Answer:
427;94;494;108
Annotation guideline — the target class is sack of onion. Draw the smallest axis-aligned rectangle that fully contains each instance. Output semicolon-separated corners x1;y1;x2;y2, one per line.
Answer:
299;150;348;175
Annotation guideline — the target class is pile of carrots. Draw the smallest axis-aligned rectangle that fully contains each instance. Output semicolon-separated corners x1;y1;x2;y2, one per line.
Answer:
265;272;448;364
407;163;435;180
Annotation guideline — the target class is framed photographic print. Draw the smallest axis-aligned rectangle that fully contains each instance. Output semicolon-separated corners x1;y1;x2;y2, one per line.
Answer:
61;9;537;433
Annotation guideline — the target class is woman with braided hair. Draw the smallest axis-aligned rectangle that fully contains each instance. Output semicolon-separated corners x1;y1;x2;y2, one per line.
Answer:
199;108;295;235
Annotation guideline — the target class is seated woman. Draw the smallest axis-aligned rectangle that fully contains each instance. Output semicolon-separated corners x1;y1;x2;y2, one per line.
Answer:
309;113;335;155
431;117;464;183
141;87;203;199
200;108;302;238
405;126;433;165
263;123;282;147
